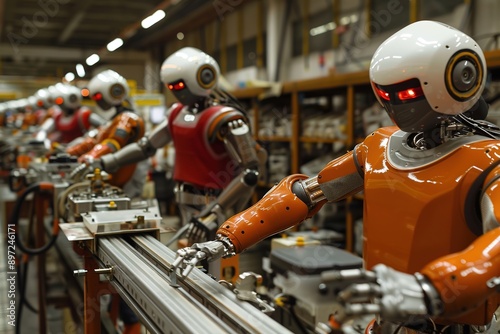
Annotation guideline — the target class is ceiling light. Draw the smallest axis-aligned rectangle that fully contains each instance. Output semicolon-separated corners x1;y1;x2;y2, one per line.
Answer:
76;64;86;77
86;54;100;66
141;10;166;29
107;38;124;52
65;72;75;82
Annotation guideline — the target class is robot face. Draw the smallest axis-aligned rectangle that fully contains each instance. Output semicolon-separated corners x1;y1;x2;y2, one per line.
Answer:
167;80;186;91
34;88;51;109
88;70;129;111
91;91;112;111
370;20;486;132
54;83;82;111
161;47;220;105
373;78;445;132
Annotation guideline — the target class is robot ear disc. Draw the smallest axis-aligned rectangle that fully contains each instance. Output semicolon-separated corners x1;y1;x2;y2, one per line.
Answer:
109;83;125;99
197;65;217;89
445;50;483;101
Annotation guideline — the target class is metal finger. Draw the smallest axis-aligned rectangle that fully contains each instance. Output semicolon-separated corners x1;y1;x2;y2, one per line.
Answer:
345;303;382;316
172;256;184;269
321;268;377;283
338;283;382;302
182;264;195;277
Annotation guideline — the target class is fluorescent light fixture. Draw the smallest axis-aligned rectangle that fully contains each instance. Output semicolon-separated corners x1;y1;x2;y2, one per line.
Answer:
86;54;100;66
141;10;166;29
65;72;75;82
76;64;86;77
107;38;124;52
310;22;336;36
309;14;359;37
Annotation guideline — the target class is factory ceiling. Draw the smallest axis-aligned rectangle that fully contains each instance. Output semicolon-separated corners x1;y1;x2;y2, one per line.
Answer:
0;0;226;78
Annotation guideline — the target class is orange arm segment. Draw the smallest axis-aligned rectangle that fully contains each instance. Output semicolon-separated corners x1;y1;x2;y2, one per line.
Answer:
66;137;97;157
420;228;500;318
80;112;145;160
216;174;313;253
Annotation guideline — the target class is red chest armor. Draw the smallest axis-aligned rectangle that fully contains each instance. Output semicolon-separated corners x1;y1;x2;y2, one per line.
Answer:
168;103;237;189
54;107;92;143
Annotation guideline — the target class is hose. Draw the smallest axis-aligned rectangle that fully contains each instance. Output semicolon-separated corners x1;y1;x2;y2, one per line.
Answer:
10;182;59;255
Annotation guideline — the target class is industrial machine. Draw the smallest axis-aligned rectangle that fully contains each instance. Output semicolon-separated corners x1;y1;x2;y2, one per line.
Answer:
55;168;291;334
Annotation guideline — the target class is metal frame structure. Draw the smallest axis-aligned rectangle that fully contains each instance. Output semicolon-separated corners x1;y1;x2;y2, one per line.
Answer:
74;233;293;334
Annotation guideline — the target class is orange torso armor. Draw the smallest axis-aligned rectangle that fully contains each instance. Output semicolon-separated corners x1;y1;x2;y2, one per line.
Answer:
356;126;500;325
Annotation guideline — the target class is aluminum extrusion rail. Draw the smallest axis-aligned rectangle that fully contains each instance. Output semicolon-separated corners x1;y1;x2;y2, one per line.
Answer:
98;237;236;334
131;234;294;334
98;236;294;334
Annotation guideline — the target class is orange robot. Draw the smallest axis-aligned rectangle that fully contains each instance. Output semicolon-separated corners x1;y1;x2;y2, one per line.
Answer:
173;20;500;333
66;70;145;188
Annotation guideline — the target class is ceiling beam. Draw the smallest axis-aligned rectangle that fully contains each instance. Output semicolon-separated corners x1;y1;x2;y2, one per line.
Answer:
58;0;95;44
0;43;148;62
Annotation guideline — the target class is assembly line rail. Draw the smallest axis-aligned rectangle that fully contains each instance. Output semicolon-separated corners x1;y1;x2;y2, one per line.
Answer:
97;235;293;334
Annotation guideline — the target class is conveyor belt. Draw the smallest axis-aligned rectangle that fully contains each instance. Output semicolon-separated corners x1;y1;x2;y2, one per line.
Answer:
98;235;293;334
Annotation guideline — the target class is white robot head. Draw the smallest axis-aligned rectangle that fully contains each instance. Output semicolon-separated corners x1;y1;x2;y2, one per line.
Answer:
88;69;129;110
47;85;62;106
370;20;486;133
34;88;53;109
160;47;220;106
53;83;82;112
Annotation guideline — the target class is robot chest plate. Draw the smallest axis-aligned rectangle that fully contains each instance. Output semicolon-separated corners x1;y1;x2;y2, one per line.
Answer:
386;130;491;170
362;130;500;272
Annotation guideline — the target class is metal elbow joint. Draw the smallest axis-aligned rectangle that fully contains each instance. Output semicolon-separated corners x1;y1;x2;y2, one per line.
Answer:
139;137;157;157
243;169;259;187
291;176;326;209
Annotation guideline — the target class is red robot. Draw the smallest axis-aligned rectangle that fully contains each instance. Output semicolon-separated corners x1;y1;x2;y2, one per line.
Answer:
67;70;145;189
35;83;105;144
173;21;500;333
81;48;266;261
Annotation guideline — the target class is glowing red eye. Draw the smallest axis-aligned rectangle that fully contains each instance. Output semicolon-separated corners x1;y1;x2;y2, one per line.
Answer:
55;97;64;105
375;86;390;101
397;87;424;101
37;100;44;107
169;81;186;91
92;93;103;101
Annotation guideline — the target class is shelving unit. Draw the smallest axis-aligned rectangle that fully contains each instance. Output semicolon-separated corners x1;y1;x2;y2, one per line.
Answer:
231;70;371;252
231;50;500;253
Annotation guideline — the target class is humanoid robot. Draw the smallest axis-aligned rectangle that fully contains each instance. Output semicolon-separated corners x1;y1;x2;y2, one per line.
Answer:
67;69;146;191
32;87;55;125
87;47;266;246
35;83;105;143
173;21;500;333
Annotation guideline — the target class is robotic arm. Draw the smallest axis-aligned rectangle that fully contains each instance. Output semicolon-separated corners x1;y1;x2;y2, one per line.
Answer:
174;149;364;276
99;117;171;174
186;118;268;242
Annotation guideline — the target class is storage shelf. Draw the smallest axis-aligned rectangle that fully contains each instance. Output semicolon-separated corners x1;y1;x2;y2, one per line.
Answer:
300;137;346;144
257;136;292;142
